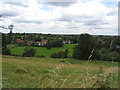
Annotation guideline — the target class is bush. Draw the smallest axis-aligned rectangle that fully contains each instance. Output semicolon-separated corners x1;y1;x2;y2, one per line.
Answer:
45;41;51;49
23;47;36;57
110;38;120;52
51;49;68;58
92;49;101;60
100;48;109;54
2;47;11;55
100;51;120;62
45;39;63;49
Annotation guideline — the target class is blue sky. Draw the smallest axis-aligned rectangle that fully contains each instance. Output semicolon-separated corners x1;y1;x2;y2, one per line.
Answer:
0;0;118;35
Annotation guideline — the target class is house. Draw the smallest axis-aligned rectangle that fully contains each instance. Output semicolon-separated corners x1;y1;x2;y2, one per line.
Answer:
27;40;34;46
34;40;48;46
16;39;25;43
63;40;71;44
42;40;48;45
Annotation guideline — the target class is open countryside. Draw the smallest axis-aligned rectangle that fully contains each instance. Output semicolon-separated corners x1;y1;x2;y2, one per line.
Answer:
2;55;119;88
1;0;120;89
2;33;120;88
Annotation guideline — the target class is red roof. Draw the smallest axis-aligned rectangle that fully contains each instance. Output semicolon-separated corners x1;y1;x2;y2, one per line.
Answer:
16;39;25;43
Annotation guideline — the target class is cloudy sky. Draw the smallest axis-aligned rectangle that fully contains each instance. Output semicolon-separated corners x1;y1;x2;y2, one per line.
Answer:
0;0;118;35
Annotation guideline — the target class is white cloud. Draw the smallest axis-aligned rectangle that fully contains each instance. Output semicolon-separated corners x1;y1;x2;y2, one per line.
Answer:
0;0;118;35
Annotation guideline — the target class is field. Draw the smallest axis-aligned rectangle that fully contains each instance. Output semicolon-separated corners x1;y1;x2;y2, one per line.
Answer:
10;44;76;58
3;44;119;88
2;55;119;88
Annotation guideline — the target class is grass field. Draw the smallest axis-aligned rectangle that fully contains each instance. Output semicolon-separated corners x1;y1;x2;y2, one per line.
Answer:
2;55;119;88
10;44;76;58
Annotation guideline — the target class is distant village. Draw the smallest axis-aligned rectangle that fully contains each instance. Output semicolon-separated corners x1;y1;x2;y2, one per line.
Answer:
15;38;72;46
13;33;116;48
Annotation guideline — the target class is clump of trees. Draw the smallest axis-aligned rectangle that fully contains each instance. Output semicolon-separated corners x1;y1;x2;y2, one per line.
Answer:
51;49;68;58
110;38;120;52
2;34;12;55
2;46;11;55
100;51;120;61
45;39;63;49
98;37;120;62
2;31;120;62
23;47;36;57
73;34;100;60
72;34;120;62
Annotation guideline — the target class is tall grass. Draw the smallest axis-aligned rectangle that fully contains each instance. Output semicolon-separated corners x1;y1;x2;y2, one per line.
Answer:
40;62;117;88
2;55;118;88
38;49;118;88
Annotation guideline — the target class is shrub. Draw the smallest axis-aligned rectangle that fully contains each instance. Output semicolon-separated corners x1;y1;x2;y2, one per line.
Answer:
51;49;68;58
110;38;120;52
45;41;51;49
100;51;120;62
45;39;63;49
92;49;101;60
100;48;110;54
23;47;36;57
2;47;11;55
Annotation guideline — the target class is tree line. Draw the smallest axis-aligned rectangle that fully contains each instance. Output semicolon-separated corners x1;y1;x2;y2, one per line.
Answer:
2;33;120;62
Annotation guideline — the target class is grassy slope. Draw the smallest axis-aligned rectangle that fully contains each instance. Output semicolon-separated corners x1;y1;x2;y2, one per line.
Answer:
2;55;119;88
10;44;76;57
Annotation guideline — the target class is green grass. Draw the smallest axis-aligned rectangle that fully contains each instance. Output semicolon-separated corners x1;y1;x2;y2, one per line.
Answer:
10;44;76;57
2;55;119;88
7;44;18;48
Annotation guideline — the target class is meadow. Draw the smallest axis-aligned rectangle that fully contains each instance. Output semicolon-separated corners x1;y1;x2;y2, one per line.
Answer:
10;44;76;58
2;55;119;88
2;44;119;88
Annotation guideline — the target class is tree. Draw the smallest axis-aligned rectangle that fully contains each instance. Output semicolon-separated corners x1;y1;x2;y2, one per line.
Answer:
73;33;98;60
1;16;13;55
64;48;68;58
2;34;12;55
110;37;120;53
1;25;14;55
52;39;63;47
45;41;51;49
23;47;36;57
45;39;63;49
2;46;11;55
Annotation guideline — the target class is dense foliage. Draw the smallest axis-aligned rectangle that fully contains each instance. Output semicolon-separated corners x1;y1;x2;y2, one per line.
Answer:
100;51;120;62
110;37;120;52
2;33;12;55
23;47;36;57
51;49;68;58
45;39;63;49
2;32;120;62
2;46;11;55
73;34;99;60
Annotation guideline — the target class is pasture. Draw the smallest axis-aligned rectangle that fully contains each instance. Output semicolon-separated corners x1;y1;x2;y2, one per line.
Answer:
10;44;76;58
2;55;119;88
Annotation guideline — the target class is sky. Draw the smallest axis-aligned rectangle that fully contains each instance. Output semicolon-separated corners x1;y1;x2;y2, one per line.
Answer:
0;0;118;35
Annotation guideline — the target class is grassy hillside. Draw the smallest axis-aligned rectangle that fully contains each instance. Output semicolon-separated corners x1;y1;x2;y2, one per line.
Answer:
10;44;76;58
2;55;119;88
